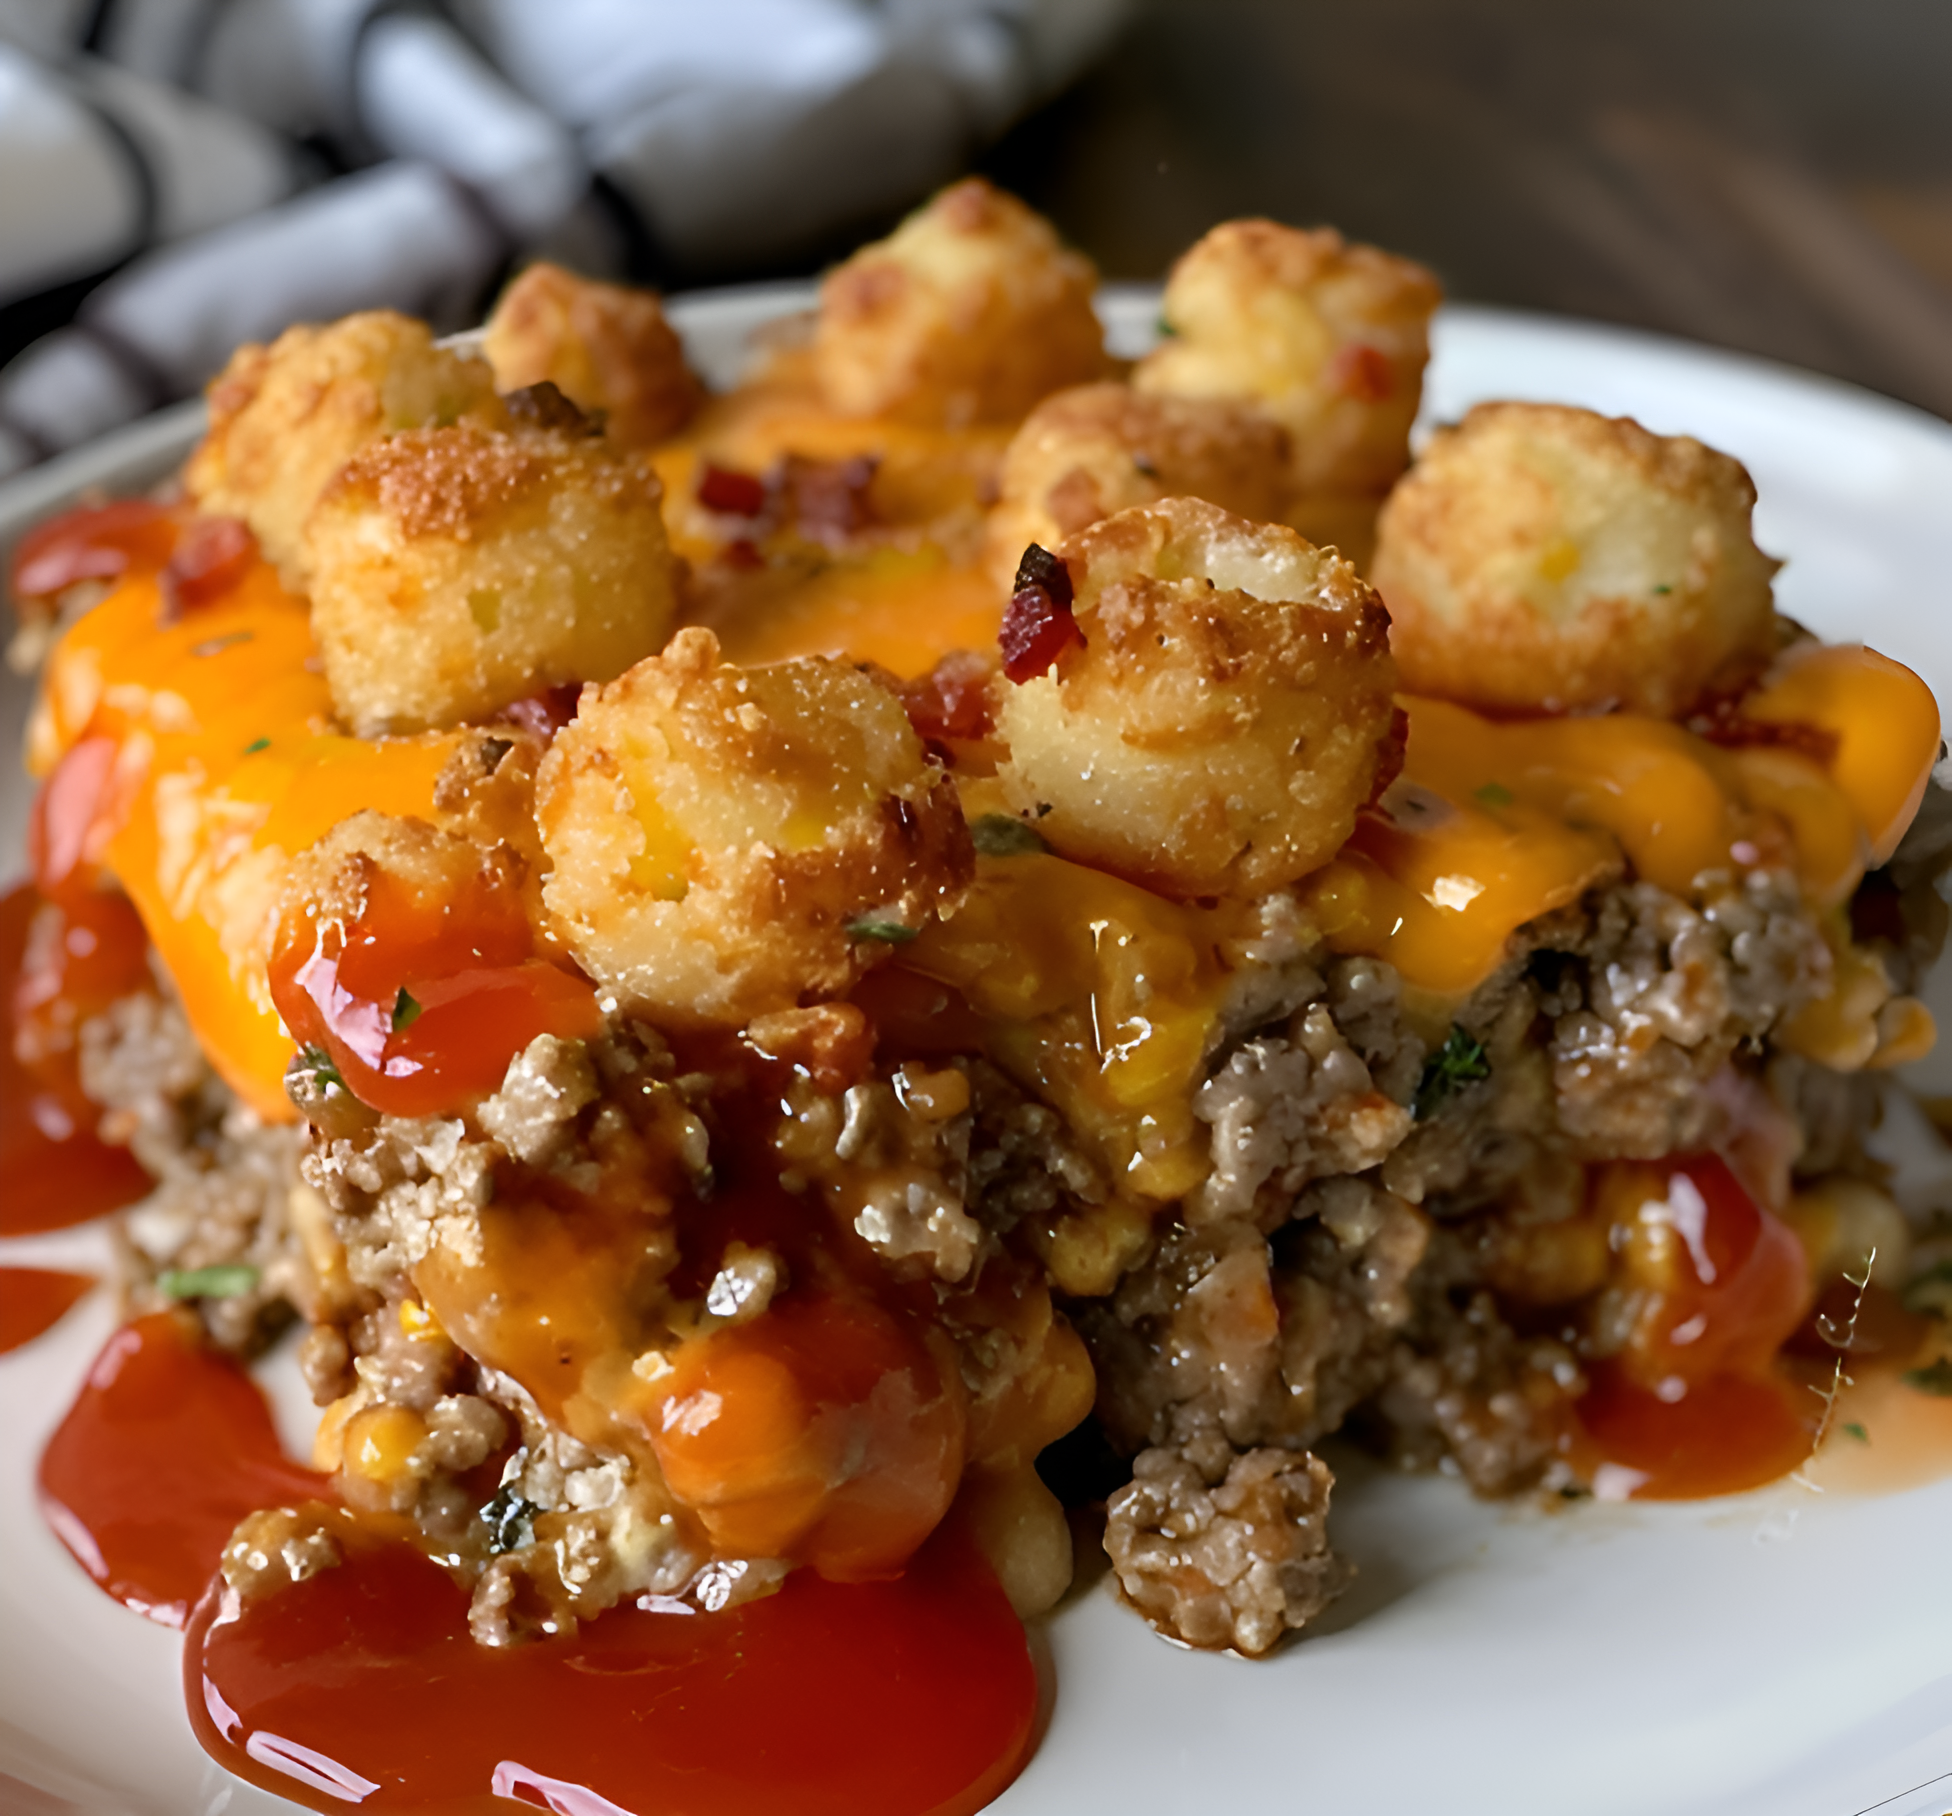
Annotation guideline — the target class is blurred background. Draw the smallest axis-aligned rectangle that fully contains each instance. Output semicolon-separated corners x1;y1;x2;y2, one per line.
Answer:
2;0;1949;478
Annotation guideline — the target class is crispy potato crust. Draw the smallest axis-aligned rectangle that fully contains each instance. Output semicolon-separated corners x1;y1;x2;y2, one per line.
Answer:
996;498;1399;897
186;311;505;586
536;628;973;1027
983;383;1292;590
484;262;703;448
813;177;1111;427
1371;401;1781;717
305;421;678;737
1135;220;1439;494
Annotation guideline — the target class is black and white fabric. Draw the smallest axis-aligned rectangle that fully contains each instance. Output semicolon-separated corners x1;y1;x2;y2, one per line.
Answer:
0;0;1128;478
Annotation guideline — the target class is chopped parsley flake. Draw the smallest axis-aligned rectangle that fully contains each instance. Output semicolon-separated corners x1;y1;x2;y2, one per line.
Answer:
1474;782;1514;809
1652;584;1673;596
243;736;270;755
392;988;423;1032
1413;1025;1490;1120
1155;313;1177;338
969;813;1048;857
157;1263;259;1300
847;918;919;944
296;1044;345;1091
1902;1358;1952;1396
1841;1421;1869;1443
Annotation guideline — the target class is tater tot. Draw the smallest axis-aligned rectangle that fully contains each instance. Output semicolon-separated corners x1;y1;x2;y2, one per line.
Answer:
186;311;505;586
1371;402;1781;718
983;383;1291;590
813;178;1111;427
484;261;704;448
995;498;1398;898
536;629;973;1027
304;420;678;736
1135;221;1439;495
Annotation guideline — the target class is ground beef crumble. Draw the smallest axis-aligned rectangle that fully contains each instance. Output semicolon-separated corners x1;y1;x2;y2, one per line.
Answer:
1104;1444;1349;1656
78;782;1952;1659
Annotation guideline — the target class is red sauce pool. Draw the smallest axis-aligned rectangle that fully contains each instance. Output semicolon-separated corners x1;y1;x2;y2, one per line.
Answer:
1567;1155;1818;1498
38;1311;330;1626
0;882;153;1235
188;1522;1035;1816
0;1267;96;1354
41;1313;1036;1814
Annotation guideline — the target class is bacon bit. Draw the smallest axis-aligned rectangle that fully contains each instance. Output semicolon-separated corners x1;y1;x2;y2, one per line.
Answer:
782;454;878;543
896;650;998;742
1328;344;1394;403
1688;696;1841;765
719;538;766;571
697;463;769;517
159;516;257;621
499;683;583;741
11;499;178;606
999;544;1083;684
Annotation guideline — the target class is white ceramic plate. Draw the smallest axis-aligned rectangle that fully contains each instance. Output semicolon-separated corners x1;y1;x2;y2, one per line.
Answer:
6;291;1952;1816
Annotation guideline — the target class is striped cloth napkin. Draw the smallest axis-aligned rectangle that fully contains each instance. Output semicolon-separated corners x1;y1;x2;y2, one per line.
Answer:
0;0;1127;477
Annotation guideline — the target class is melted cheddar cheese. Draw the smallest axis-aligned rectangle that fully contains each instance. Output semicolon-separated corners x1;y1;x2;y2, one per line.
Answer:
34;563;460;1117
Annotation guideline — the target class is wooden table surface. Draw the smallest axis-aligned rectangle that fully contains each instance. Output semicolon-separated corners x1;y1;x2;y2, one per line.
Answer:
981;0;1952;420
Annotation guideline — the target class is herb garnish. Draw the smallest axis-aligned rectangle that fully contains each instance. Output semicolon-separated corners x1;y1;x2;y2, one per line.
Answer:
1474;782;1514;809
157;1263;259;1300
1413;1025;1491;1119
969;813;1048;857
296;1044;345;1090
392;988;423;1032
847;918;919;944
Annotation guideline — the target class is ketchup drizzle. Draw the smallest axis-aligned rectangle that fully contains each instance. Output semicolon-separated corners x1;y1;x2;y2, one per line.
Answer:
38;1312;330;1626
0;882;153;1235
187;1521;1035;1816
0;1267;96;1354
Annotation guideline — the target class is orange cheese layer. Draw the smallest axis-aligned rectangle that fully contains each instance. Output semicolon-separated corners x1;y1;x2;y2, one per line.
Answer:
908;829;1252;1211
710;549;1002;675
32;498;1939;1121
648;375;1010;678
34;565;460;1119
1307;658;1939;999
